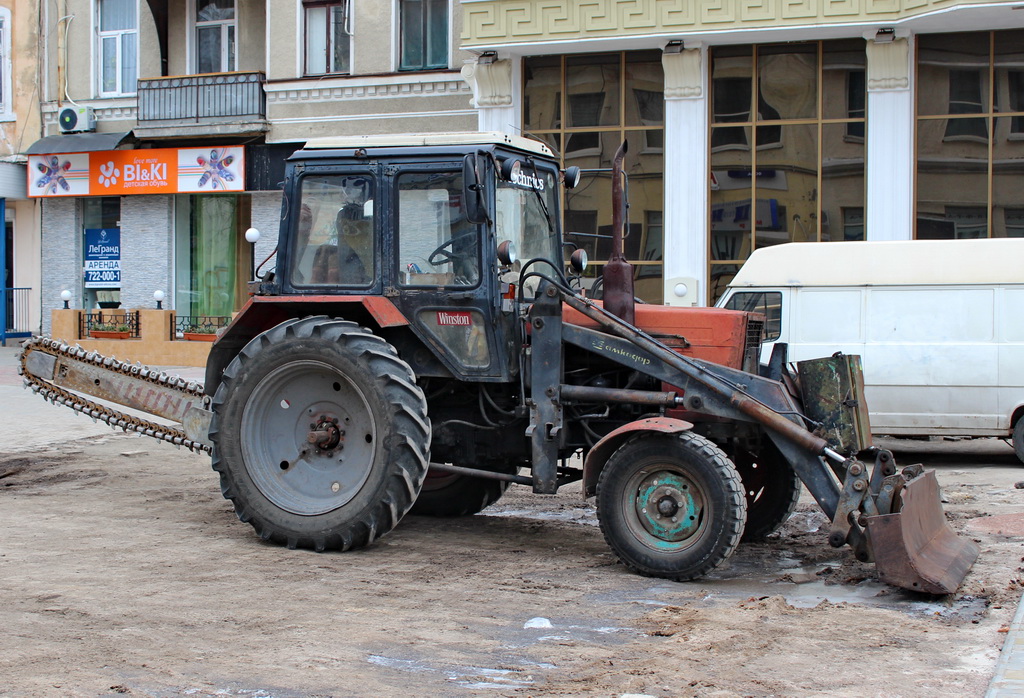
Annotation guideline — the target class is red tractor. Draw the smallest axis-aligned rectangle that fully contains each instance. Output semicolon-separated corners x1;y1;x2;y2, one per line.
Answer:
22;133;976;593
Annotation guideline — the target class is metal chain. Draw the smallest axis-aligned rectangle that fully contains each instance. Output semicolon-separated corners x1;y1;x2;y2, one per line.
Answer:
18;336;212;454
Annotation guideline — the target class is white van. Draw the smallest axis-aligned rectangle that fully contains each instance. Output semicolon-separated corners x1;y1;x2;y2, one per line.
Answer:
716;238;1024;463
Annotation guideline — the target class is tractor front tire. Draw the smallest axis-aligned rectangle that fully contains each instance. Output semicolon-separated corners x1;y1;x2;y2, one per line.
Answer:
596;431;746;581
210;316;430;551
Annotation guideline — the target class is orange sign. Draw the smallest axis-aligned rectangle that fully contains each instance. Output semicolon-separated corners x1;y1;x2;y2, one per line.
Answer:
96;150;177;195
27;146;245;197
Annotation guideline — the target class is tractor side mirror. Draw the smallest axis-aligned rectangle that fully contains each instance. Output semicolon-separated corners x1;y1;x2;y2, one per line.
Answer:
463;153;489;224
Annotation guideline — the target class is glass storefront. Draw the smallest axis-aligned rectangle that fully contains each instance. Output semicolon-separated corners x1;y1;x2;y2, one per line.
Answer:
708;40;867;302
82;196;121;308
523;51;665;302
174;194;251;317
916;30;1024;239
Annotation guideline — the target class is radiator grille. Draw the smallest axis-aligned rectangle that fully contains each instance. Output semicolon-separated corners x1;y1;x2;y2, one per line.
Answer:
743;317;765;373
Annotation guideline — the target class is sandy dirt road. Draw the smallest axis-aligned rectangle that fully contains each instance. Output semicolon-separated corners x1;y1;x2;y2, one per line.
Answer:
1;417;1022;697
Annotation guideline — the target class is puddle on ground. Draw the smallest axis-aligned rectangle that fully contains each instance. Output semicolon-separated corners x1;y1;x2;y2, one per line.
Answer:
614;564;990;621
367;654;536;690
483;501;987;620
480;506;598;527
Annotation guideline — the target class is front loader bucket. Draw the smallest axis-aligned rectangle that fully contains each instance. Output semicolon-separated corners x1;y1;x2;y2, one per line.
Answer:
865;470;978;594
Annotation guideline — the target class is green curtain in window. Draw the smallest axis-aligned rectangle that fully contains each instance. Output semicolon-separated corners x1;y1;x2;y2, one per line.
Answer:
191;195;237;317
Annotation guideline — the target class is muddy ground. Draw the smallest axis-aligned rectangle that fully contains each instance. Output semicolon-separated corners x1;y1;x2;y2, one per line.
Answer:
1;430;1022;697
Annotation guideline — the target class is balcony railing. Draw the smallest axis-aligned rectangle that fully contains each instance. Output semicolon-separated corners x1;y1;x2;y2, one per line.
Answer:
137;71;266;123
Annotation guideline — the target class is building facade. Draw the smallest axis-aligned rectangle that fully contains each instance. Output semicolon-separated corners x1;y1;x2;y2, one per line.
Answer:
458;0;1024;305
1;0;42;338
29;0;476;331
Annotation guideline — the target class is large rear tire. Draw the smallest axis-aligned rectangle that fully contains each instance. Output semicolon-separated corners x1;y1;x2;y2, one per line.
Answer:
596;431;746;581
734;439;802;541
210;316;430;551
410;464;515;517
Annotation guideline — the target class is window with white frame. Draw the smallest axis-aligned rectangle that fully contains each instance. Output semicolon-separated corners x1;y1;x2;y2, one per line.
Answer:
98;0;137;96
0;9;9;117
195;0;235;74
398;0;448;71
304;1;351;75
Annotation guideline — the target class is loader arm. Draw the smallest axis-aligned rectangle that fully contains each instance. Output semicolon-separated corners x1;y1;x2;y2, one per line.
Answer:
529;281;978;594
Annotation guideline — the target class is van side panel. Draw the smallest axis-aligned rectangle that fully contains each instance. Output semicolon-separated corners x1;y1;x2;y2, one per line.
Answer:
863;288;999;432
760;286;1018;436
795;290;862;344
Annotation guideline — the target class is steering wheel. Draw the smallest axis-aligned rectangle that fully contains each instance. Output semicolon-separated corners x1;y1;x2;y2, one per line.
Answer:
427;232;477;267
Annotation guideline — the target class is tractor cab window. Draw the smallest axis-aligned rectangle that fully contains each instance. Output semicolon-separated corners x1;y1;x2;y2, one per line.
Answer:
291;174;375;288
397;171;479;287
495;164;560;298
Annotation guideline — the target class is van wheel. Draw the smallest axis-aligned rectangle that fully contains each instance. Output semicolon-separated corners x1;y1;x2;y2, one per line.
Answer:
1014;418;1024;465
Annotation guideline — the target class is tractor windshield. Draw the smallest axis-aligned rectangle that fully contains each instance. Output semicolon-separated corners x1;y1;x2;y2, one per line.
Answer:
494;163;561;292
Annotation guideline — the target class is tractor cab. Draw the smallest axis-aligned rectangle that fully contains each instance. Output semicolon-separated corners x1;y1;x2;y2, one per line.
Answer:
268;132;573;383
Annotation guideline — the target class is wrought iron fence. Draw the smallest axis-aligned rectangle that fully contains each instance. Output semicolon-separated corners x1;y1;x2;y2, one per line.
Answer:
81;311;141;339
0;287;31;345
173;315;231;340
137;71;266;122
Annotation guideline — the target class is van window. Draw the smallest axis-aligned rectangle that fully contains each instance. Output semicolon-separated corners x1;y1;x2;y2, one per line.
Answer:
723;291;781;340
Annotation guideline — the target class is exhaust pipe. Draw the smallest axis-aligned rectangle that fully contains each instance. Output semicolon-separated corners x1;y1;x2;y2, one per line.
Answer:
602;141;635;326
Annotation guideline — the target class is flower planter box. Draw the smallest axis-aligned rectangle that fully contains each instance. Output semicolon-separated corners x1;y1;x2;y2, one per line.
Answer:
90;330;131;339
183;332;217;342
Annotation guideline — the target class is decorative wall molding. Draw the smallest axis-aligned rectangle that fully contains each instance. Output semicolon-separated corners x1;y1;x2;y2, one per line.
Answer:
461;59;514;107
265;77;470;105
866;37;910;90
270;109;478;125
462;0;999;46
41;100;138;124
662;48;702;99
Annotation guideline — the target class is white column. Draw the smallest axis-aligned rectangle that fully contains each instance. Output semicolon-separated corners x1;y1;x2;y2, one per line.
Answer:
662;46;708;306
461;57;518;135
865;36;915;241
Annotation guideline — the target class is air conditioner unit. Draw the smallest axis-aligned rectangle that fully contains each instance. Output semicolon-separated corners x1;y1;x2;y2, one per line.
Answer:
57;106;96;133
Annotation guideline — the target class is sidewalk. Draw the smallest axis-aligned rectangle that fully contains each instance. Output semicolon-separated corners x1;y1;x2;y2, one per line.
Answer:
0;343;205;453
988;593;1024;697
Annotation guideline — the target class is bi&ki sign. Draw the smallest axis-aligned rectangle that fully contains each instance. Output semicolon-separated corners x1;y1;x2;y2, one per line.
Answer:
27;146;245;198
84;228;121;289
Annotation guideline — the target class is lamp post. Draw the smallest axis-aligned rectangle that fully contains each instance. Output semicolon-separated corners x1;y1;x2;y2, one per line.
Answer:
60;290;72;309
153;290;165;310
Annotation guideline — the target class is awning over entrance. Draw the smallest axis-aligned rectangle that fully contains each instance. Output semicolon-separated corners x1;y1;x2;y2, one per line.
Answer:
25;131;133;155
0;162;27;199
